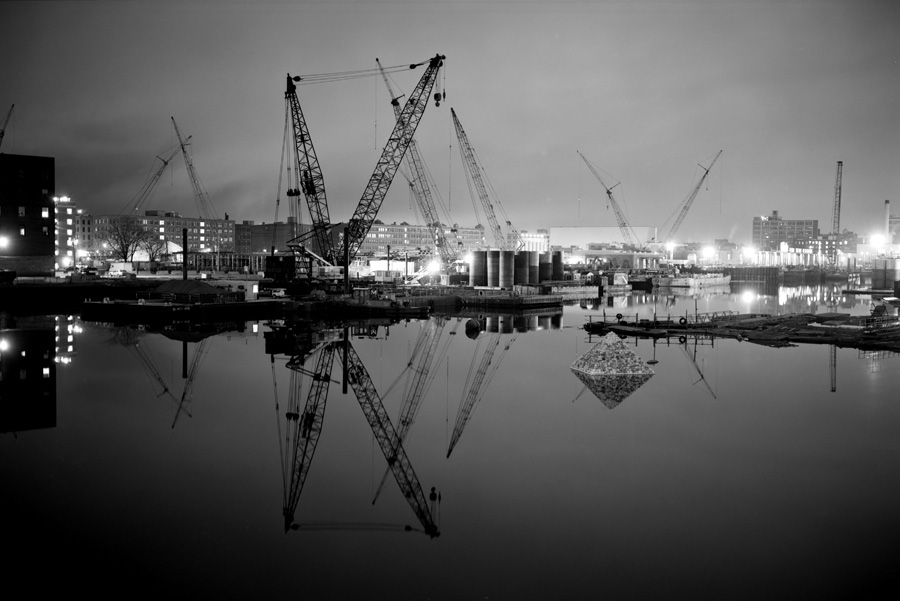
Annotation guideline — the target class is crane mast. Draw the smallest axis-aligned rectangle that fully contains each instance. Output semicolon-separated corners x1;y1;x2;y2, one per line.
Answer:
345;54;446;261
284;74;336;264
578;151;638;248
376;59;456;265
664;150;722;244
452;108;516;251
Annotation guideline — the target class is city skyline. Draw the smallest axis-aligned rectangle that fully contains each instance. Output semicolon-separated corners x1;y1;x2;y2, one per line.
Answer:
2;1;897;245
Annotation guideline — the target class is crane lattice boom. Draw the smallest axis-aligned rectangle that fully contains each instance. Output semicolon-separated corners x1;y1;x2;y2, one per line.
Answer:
172;117;218;221
664;150;722;244
345;54;446;262
452;108;518;251
284;74;336;263
832;160;843;235
377;60;456;265
578;151;638;247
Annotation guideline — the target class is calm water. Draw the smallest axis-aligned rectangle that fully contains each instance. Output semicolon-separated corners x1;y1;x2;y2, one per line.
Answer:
3;284;899;599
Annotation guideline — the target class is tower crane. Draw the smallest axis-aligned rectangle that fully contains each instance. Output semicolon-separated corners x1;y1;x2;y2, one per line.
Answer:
0;104;13;151
344;54;446;261
663;150;722;245
831;160;843;263
283;73;336;264
452;108;522;251
577;151;639;248
376;59;456;265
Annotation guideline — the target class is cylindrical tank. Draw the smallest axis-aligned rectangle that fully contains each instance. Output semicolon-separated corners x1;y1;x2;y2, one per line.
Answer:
538;252;552;283
514;315;529;332
486;315;500;333
552;250;563;281
514;251;530;285
499;250;515;289
487;250;501;287
528;251;539;283
469;250;487;287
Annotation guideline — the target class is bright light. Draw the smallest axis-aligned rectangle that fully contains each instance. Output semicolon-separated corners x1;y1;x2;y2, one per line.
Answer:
702;246;715;259
464;253;474;265
742;246;756;258
871;233;886;246
0;236;8;249
61;256;71;267
428;260;441;273
741;290;756;303
665;242;676;252
0;339;8;352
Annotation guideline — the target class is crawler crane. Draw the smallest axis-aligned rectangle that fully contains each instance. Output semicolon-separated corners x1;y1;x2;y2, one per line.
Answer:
578;151;639;248
663;150;723;245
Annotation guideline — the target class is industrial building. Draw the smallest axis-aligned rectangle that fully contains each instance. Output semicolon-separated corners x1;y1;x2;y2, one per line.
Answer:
752;211;819;251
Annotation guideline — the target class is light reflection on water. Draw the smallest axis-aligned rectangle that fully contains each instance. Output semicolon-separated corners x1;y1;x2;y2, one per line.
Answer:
2;284;899;599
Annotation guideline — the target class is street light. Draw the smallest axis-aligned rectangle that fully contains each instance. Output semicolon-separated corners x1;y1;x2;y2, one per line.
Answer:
0;236;9;249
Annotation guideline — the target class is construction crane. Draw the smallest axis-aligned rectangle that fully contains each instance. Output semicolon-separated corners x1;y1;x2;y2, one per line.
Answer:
344;54;446;261
171;117;218;220
283;73;336;264
280;342;336;533
276;334;440;537
0;104;13;151
452;108;522;251
663;150;723;245
578;151;639;248
831;160;843;263
376;59;456;265
372;316;450;503
447;327;517;457
121;144;183;215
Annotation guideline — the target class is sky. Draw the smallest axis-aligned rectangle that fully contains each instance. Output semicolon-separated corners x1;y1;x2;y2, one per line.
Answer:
1;0;898;245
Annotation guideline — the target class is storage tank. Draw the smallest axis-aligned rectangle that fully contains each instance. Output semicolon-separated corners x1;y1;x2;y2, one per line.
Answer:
469;250;487;287
514;251;530;285
499;250;515;288
529;251;539;283
500;314;514;334
552;251;563;281
538;252;552;283
487;250;501;287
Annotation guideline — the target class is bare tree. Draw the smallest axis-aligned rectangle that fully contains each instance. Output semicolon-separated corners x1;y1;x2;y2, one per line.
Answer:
104;216;148;261
142;235;169;263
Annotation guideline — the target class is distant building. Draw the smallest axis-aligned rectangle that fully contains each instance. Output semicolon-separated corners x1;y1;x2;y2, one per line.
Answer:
752;211;819;251
79;210;235;257
0;153;55;276
516;229;550;252
549;226;658;249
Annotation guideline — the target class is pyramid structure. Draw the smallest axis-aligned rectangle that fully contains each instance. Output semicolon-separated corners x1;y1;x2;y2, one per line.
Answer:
570;332;654;408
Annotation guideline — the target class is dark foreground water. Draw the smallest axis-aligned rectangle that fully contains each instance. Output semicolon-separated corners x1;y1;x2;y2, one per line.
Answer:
3;284;899;600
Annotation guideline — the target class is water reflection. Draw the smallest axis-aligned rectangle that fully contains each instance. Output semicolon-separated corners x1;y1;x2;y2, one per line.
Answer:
0;317;56;433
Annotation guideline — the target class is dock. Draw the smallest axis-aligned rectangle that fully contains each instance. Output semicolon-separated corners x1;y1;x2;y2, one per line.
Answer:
585;311;900;352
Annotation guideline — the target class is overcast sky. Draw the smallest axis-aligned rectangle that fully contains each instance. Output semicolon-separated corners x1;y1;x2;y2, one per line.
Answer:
1;0;897;244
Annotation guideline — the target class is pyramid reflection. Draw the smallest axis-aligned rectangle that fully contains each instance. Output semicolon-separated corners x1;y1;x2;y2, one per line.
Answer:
570;332;654;408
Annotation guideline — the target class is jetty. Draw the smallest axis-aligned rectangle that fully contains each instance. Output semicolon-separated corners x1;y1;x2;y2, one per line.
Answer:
584;311;900;352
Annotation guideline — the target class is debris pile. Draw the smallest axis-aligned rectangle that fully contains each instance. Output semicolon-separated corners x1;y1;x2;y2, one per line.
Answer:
570;332;654;408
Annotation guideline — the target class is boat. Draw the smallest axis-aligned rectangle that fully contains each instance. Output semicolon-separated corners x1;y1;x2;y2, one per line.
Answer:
652;272;731;288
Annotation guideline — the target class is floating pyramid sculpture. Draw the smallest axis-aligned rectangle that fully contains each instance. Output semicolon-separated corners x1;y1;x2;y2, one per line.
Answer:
570;332;655;409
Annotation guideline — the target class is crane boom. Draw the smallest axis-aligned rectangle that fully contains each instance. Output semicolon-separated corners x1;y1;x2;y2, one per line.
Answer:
123;145;182;215
664;150;722;244
340;341;440;537
345;54;446;262
0;104;13;151
832;160;843;235
452;108;514;251
377;60;455;265
577;151;638;247
282;343;336;532
171;117;218;220
284;74;336;264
